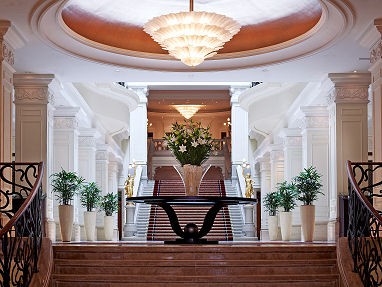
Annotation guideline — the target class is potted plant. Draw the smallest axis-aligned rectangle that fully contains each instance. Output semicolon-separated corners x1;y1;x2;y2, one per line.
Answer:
277;181;297;241
293;166;323;242
80;182;101;241
100;192;119;241
264;191;280;240
163;119;214;195
51;169;84;242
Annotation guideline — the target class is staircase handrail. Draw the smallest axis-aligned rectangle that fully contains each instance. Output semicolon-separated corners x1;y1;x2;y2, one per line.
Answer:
0;162;44;287
346;160;382;286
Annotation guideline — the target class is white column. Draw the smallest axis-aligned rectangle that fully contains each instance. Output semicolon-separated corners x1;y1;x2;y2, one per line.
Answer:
53;107;80;240
280;128;302;182
13;74;55;240
369;19;382;161
327;73;370;239
0;21;14;163
77;129;97;231
96;144;109;229
129;86;148;179
258;155;271;237
300;106;330;239
270;145;284;192
230;87;249;180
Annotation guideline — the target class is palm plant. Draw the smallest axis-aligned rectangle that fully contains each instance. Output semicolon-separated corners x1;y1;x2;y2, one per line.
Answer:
51;169;84;205
264;192;280;216
100;193;119;216
277;181;297;212
80;182;102;211
293;166;323;205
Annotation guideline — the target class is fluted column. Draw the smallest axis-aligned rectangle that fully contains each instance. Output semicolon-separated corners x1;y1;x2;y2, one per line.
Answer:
0;21;14;163
230;86;249;180
96;144;109;228
369;19;382;161
280;128;302;182
270;146;284;192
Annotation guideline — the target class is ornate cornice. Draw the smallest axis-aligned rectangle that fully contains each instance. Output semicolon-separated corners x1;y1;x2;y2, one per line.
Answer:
14;87;50;104
327;87;369;104
54;117;78;129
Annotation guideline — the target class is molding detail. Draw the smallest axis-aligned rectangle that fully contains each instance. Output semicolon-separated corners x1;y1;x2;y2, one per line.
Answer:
2;41;14;65
14;87;49;104
54;117;78;129
283;136;302;147
327;87;369;104
96;150;109;161
78;136;96;148
301;116;329;129
371;40;382;64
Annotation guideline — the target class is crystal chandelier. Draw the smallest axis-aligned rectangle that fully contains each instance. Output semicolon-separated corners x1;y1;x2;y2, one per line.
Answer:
173;105;203;119
143;0;241;67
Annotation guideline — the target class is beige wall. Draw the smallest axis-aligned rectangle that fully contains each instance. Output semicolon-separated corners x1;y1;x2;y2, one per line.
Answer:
147;111;231;139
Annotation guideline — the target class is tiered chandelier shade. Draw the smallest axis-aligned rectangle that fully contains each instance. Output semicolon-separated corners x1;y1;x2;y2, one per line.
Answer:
173;105;203;119
144;9;241;67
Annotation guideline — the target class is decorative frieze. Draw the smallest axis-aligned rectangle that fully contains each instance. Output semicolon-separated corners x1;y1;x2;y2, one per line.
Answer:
13;87;49;104
328;87;369;104
371;40;382;64
2;41;14;65
78;136;96;148
54;117;78;130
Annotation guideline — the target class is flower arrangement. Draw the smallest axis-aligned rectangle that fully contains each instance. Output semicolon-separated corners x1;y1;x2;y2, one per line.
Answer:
163;119;214;166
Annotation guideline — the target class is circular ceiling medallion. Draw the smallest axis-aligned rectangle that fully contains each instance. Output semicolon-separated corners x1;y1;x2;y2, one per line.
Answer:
31;0;354;71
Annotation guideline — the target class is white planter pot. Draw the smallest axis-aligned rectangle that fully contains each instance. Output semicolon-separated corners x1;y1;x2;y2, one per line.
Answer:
268;215;279;241
300;205;315;242
280;211;293;241
58;205;74;242
84;211;97;241
104;215;114;241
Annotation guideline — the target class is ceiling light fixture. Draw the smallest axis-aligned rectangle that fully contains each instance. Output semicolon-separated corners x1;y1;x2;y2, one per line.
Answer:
143;0;241;67
173;105;203;119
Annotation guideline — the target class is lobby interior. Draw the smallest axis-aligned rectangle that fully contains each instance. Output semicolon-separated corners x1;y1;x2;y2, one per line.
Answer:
1;0;382;286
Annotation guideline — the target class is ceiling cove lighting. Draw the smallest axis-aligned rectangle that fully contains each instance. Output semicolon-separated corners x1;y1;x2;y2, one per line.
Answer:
173;105;204;119
143;0;241;67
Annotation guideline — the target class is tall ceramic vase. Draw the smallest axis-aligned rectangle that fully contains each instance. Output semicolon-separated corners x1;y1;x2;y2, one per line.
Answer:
84;211;97;241
104;215;114;241
58;205;74;242
300;205;315;242
280;211;293;241
174;164;210;196
268;215;279;241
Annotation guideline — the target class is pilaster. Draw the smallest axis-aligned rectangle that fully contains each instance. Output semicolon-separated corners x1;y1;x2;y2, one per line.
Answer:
129;86;148;179
269;146;284;193
0;20;14;162
230;87;249;179
280;128;302;182
258;155;271;234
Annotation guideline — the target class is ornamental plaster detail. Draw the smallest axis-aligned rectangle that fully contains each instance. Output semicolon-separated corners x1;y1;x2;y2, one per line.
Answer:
283;136;302;146
54;117;78;129
96;150;109;161
2;41;14;66
270;150;284;161
370;40;382;64
328;87;369;104
78;136;96;147
301;116;329;129
14;87;49;104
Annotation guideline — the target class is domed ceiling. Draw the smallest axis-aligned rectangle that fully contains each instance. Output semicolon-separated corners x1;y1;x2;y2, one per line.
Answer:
61;0;322;57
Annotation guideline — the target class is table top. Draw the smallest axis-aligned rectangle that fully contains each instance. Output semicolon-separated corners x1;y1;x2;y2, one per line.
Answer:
126;196;257;206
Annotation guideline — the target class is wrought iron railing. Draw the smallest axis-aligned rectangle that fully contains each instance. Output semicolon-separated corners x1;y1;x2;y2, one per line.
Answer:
0;162;44;287
347;160;382;287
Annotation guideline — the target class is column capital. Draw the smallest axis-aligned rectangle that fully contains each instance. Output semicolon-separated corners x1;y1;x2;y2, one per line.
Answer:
230;86;249;104
279;128;302;147
327;73;371;104
270;145;284;162
0;20;11;38
129;85;148;103
13;74;55;104
257;155;271;172
79;129;97;148
54;107;80;130
96;144;110;161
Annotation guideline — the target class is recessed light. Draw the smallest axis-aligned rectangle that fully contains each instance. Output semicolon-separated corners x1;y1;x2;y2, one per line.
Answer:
115;69;120;72
353;70;357;73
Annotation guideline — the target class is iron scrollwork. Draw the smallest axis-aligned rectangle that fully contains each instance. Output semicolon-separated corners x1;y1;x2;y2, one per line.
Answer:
0;162;44;287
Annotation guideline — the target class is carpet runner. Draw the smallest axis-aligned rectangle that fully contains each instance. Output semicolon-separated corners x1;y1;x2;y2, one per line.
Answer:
147;178;233;241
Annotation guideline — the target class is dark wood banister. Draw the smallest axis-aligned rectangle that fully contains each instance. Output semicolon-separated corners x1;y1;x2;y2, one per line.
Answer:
0;161;44;238
346;160;382;223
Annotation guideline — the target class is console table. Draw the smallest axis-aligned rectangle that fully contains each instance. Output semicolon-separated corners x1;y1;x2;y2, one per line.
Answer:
126;196;256;244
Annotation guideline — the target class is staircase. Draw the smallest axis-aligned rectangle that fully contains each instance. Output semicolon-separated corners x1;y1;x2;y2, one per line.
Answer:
146;179;233;241
224;179;245;240
134;180;155;240
50;243;340;286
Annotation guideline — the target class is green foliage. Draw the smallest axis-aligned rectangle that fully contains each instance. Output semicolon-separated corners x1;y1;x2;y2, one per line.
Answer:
277;181;297;212
264;192;280;216
100;193;118;216
163;119;214;166
51;169;84;205
80;182;102;212
293;166;323;205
